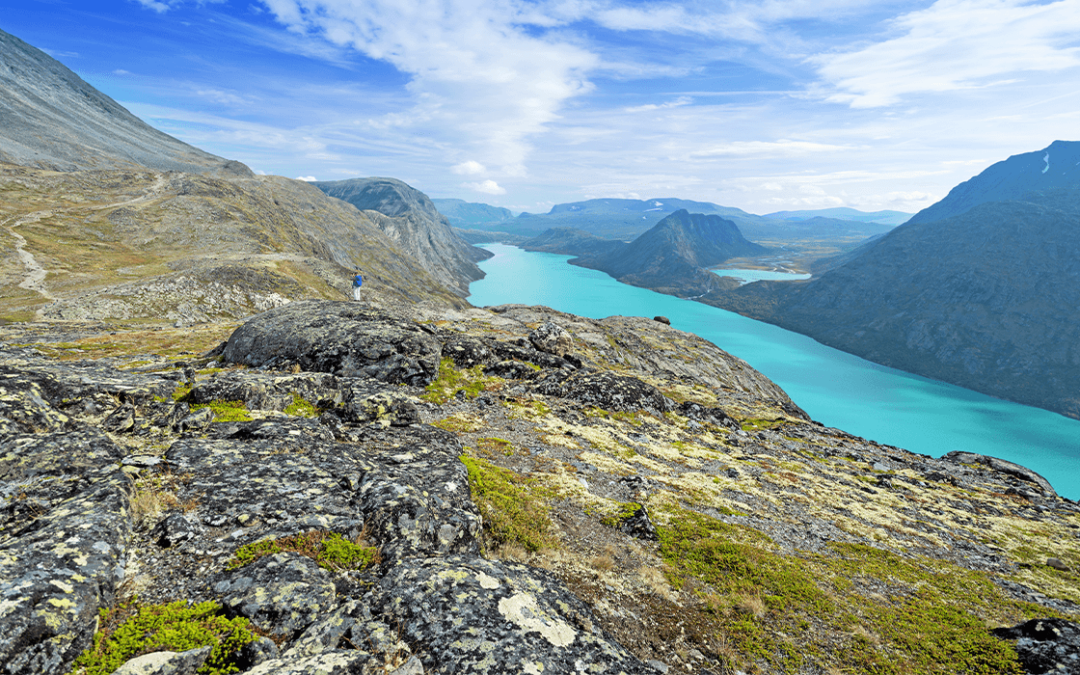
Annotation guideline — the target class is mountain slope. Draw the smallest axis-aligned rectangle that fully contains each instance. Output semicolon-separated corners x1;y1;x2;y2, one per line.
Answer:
0;28;242;175
314;177;489;296
725;184;1080;419
907;140;1080;225
432;198;513;227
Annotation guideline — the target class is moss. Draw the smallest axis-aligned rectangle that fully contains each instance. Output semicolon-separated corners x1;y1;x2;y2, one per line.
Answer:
70;597;257;675
190;400;251;423
600;501;643;529
504;398;551;420
739;417;787;432
421;357;502;404
227;530;378;573
652;509;1028;674
431;414;485;433
476;437;515;457
283;393;318;418
460;454;557;553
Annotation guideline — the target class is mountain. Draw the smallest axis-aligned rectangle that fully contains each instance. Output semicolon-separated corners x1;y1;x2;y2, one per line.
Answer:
907;140;1080;225
0;28;243;175
314;178;490;296
431;198;514;227
719;148;1080;419
764;207;911;226
521;210;766;297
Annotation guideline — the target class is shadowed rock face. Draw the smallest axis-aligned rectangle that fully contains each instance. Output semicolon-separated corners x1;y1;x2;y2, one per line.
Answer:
0;28;245;175
314;177;490;296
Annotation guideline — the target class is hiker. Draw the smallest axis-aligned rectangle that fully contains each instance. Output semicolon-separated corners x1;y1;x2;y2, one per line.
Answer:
352;270;363;301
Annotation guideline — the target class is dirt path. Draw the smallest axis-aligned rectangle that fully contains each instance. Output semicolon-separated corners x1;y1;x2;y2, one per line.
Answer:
3;173;169;311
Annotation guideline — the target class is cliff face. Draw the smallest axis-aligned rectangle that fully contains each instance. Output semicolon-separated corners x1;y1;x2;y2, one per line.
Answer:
314;177;491;297
0;28;242;175
2;300;1078;675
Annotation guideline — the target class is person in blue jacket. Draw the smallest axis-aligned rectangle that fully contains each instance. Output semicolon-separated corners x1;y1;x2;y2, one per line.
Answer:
352;269;363;301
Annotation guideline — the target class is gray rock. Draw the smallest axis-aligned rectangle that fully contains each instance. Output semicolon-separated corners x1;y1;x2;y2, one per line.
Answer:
371;555;651;674
222;301;442;385
215;553;337;640
529;322;573;357
111;647;211;675
151;513;199;548
992;618;1080;674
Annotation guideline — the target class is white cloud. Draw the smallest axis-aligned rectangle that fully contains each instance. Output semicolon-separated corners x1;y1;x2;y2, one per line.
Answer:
257;0;598;172
814;0;1080;107
623;96;693;113
296;175;318;181
690;140;853;158
463;179;507;195
114;69;132;76
134;0;227;12
452;160;486;176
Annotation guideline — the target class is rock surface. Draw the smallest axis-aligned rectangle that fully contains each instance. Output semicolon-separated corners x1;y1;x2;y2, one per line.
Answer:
2;301;1079;675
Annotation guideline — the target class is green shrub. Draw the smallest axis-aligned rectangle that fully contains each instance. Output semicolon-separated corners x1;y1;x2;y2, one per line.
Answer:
71;598;256;675
227;530;378;572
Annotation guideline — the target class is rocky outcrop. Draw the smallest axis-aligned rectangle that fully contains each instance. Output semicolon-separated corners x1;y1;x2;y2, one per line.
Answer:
3;301;1079;675
314;177;490;296
992;618;1080;674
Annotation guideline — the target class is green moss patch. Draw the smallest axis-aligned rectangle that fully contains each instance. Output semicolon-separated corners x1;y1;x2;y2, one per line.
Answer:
461;454;558;553
283;393;319;418
71;598;256;675
654;508;1031;674
227;530;379;573
421;357;502;404
191;400;251;423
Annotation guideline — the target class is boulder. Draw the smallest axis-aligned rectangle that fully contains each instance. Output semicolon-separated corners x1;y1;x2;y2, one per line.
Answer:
529;321;573;357
222;300;442;386
992;618;1080;674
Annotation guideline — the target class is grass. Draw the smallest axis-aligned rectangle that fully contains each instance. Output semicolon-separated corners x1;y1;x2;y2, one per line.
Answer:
70;597;257;675
127;472;196;531
226;530;379;573
460;454;558;553
653;507;1033;674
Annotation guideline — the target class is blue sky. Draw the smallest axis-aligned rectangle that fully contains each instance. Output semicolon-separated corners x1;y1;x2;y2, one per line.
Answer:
4;0;1079;214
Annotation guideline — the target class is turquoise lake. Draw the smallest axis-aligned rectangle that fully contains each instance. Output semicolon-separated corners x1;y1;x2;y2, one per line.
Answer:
469;244;1080;499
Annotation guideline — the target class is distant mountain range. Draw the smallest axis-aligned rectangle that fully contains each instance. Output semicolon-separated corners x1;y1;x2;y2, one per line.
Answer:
764;207;910;226
718;141;1080;419
522;209;765;297
450;196;903;243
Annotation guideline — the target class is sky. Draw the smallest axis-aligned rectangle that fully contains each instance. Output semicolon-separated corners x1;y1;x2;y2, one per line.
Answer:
3;0;1079;215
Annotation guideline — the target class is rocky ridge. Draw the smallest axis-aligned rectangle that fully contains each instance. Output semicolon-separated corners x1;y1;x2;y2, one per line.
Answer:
3;299;1079;675
314;178;490;297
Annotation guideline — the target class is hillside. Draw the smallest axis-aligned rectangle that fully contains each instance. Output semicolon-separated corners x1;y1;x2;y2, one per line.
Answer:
719;182;1080;419
315;177;490;296
0;28;240;175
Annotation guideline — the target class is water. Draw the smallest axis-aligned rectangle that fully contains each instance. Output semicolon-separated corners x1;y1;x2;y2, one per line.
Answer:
713;268;812;284
469;244;1080;499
